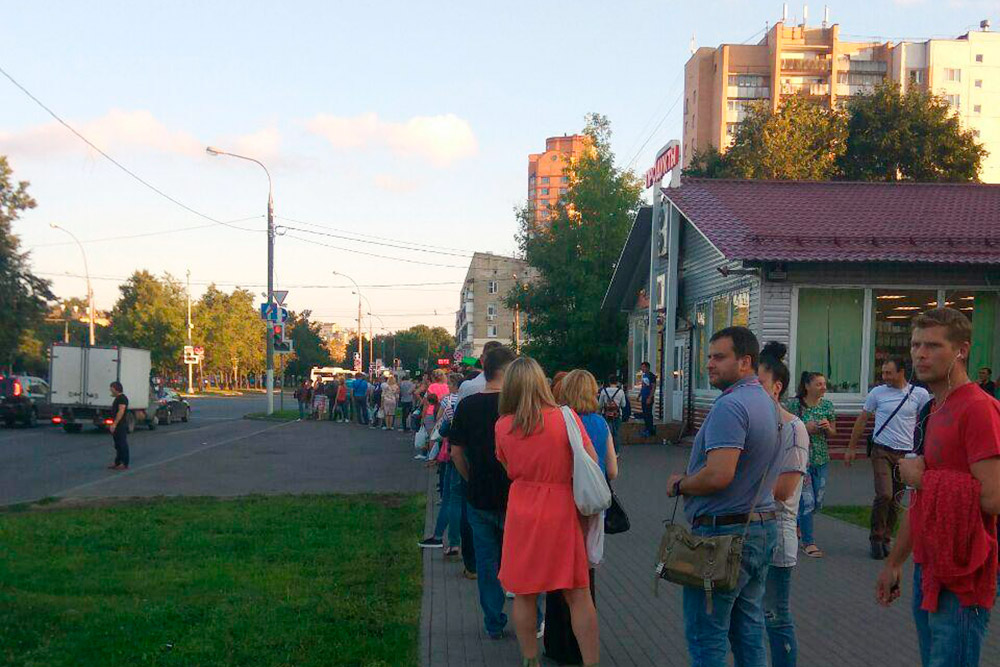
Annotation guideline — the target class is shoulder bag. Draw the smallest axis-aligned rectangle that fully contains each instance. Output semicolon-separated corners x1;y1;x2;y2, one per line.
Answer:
866;385;915;457
654;402;782;613
604;485;630;534
561;406;612;516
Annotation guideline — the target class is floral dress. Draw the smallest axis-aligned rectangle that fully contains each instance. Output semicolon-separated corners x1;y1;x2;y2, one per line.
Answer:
784;397;835;467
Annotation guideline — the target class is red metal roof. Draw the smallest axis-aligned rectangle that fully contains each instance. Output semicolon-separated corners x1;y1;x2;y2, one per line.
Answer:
664;178;1000;264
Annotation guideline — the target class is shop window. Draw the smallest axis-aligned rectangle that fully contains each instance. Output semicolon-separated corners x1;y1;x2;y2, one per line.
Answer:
945;290;998;381
796;288;864;393
631;315;650;388
712;294;731;333
695;303;709;390
731;290;750;327
870;290;937;386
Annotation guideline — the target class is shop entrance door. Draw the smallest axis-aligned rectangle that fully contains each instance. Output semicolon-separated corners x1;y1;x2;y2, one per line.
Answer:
672;340;685;421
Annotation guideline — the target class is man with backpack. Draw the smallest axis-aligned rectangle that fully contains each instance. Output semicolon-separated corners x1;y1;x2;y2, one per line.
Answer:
598;375;629;443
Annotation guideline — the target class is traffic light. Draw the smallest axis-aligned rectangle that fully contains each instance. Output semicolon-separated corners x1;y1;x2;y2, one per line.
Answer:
271;323;292;353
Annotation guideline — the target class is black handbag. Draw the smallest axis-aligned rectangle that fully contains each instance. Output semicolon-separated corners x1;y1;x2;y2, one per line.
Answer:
604;488;630;534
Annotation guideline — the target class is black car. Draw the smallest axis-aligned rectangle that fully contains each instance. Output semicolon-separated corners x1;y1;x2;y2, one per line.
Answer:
0;374;53;427
155;388;191;425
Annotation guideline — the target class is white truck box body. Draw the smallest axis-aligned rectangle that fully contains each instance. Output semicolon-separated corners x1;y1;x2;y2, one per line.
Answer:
49;345;84;405
84;347;120;408
117;347;150;411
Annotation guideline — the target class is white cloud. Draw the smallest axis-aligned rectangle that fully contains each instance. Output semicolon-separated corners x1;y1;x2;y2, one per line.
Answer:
0;109;202;158
305;112;477;167
228;127;283;163
373;173;420;193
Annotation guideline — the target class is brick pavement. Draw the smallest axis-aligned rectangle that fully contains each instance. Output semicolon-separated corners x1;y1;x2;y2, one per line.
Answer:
419;443;1000;666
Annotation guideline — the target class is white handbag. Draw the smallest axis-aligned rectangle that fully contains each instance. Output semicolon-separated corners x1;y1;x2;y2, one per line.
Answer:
560;406;612;517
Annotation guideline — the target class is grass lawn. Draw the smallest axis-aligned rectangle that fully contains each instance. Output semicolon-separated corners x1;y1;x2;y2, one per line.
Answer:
244;409;302;422
821;505;900;537
0;495;424;667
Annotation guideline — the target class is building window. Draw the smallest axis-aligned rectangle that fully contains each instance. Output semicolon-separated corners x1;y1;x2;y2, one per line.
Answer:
559;188;567;195
487;325;498;338
726;122;739;137
908;69;924;85
945;68;962;82
541;188;549;195
975;79;983;88
796;288;864;393
487;303;497;320
945;94;961;110
561;176;569;184
945;290;997;377
655;274;666;309
973;129;982;138
731;290;750;327
974;104;982;114
488;280;498;294
870;290;938;386
976;54;984;63
712;294;731;333
695;303;709;390
541;177;550;184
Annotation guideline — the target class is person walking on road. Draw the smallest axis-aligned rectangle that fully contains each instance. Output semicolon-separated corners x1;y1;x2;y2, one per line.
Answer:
845;358;931;560
786;371;836;559
449;345;517;640
352;373;370;425
666;326;781;667
496;358;601;666
876;308;1000;667
108;381;130;471
758;342;809;667
639;361;657;438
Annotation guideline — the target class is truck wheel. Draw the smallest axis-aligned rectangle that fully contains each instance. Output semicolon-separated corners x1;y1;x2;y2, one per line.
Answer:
25;409;38;428
160;410;172;426
148;417;157;431
63;423;83;434
181;408;190;423
126;412;136;434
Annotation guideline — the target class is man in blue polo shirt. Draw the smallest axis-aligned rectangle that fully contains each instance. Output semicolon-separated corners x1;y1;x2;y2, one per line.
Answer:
667;326;781;667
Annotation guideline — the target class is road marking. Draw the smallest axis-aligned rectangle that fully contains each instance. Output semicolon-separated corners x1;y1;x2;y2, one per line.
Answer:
30;420;296;503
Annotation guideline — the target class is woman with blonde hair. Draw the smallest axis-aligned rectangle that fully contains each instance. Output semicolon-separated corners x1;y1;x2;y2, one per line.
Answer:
495;357;600;667
381;375;399;430
561;369;619;480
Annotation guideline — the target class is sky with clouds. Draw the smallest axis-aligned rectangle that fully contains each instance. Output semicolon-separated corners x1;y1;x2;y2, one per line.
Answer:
2;0;995;333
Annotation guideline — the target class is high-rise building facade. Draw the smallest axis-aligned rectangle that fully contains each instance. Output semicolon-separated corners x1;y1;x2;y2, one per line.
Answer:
527;134;588;224
454;252;536;359
684;17;1000;182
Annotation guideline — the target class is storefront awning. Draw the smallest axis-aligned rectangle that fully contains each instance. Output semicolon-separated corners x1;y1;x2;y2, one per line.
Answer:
601;206;651;311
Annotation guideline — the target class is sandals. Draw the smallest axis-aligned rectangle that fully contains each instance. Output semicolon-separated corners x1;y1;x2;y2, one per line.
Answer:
443;547;460;558
803;544;824;558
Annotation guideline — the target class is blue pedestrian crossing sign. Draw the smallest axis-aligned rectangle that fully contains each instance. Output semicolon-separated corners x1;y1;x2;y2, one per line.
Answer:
260;303;289;322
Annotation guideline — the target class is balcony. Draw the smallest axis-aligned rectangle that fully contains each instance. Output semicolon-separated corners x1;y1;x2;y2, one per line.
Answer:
780;58;831;73
780;83;830;98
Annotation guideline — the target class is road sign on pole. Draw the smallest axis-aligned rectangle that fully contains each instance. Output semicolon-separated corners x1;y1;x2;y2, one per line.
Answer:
273;290;289;306
260;303;289;322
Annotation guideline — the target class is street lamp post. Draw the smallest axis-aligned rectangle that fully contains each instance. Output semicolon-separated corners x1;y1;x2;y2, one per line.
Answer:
206;146;275;414
49;223;94;346
354;291;375;371
332;272;363;373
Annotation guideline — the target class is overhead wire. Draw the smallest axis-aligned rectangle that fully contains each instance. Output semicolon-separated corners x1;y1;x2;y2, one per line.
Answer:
282;232;470;269
277;224;474;258
29;216;265;249
37;270;461;290
0;63;258;233
277;215;478;255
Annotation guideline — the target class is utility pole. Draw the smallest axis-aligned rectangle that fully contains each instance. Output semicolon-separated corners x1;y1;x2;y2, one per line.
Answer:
50;224;94;346
358;299;363;371
186;269;194;394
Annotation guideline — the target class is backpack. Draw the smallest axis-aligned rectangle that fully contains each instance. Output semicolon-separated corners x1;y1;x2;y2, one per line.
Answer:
602;388;621;421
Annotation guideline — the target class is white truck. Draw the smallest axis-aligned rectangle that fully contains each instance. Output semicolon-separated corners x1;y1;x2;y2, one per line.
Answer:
49;344;157;433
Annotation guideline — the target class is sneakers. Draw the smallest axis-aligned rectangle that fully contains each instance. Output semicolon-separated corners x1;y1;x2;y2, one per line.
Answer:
414;454;428;461
418;537;443;549
462;569;478;580
536;621;545;639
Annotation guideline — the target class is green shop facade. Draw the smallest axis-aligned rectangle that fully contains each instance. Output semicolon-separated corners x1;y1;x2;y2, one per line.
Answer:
603;169;1000;454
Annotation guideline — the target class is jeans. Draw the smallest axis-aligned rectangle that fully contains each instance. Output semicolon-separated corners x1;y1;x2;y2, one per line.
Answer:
467;505;507;636
913;565;993;667
682;519;777;667
433;463;462;546
797;463;828;546
459;489;476;573
870;445;905;545
112;428;130;466
297;400;307;419
400;401;413;431
333;401;347;421
763;565;796;667
641;397;655;436
354;396;369;425
607;416;621;443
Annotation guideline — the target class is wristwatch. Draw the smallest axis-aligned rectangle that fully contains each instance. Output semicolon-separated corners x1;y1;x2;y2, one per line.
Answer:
673;477;684;497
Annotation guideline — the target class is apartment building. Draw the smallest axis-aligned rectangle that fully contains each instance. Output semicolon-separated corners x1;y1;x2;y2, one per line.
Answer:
684;15;1000;182
893;23;1000;182
527;134;589;224
684;18;892;165
454;252;536;359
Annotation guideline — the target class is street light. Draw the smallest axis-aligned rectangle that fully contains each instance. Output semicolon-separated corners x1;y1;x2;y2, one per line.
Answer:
49;223;94;346
354;291;376;371
206;146;276;414
332;271;363;372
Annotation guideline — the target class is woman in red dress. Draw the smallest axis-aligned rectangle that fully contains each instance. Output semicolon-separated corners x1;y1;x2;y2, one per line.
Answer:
496;357;601;667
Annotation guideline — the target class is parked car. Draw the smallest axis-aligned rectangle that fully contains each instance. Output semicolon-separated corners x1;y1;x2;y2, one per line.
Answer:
0;374;54;427
155;388;191;425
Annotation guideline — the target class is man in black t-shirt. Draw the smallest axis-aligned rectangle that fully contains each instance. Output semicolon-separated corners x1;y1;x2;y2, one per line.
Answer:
450;345;517;639
108;381;130;470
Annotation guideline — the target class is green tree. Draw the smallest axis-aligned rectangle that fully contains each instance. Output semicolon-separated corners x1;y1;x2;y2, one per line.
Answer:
0;156;52;371
839;81;986;182
722;97;848;180
109;271;186;375
284;311;332;379
507;113;643;378
194;285;265;388
683;146;731;178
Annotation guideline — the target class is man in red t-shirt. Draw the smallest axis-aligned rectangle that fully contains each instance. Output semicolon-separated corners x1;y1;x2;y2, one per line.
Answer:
876;308;1000;667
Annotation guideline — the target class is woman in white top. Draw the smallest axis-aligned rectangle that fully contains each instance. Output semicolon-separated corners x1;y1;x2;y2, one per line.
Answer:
597;375;629;443
757;342;809;667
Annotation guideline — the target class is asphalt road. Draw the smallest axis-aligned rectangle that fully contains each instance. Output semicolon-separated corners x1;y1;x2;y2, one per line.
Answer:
0;392;423;506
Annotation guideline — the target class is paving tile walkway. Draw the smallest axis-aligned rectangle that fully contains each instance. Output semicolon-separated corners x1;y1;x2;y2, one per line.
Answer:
419;443;1000;666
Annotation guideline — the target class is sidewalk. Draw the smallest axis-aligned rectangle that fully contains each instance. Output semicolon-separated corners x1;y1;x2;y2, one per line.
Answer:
419;443;1000;666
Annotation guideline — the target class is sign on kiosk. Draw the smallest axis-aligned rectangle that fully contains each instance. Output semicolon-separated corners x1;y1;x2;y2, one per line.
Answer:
645;141;681;189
